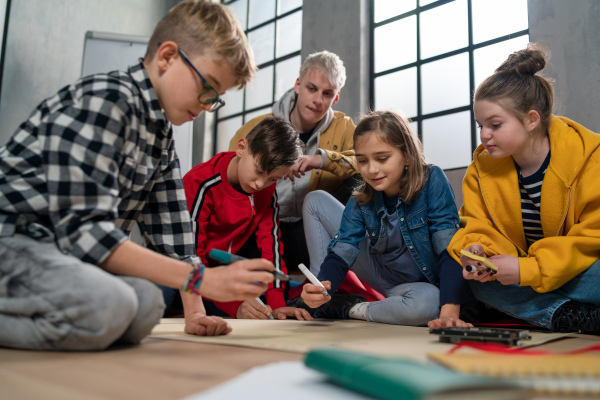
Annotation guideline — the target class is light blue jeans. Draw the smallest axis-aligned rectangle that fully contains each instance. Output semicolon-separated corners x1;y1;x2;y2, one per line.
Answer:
469;260;600;329
303;191;439;326
0;223;165;351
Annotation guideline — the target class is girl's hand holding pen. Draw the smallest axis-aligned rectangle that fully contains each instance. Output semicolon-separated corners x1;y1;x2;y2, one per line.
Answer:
301;281;332;309
200;259;274;302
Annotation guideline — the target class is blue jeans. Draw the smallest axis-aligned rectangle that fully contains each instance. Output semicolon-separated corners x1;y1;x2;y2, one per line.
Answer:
469;259;600;329
303;191;439;326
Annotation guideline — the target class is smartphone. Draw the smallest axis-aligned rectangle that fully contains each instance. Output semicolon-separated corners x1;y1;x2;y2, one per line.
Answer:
430;327;532;346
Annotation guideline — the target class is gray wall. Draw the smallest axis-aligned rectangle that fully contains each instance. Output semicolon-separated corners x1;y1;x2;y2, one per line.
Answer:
528;0;600;132
0;0;178;146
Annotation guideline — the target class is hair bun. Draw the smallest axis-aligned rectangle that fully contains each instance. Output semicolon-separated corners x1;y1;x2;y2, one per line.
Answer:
496;43;549;76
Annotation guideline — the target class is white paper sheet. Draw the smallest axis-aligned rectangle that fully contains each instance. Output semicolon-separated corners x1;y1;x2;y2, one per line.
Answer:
181;361;372;400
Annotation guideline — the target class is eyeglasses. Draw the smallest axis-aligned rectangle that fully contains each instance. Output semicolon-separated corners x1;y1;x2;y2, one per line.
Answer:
178;47;226;112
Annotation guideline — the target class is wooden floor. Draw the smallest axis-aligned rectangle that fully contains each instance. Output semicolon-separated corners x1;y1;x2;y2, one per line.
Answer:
1;329;598;400
0;337;302;400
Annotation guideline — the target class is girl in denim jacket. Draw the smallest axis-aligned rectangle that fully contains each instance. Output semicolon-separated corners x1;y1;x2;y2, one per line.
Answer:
300;111;474;326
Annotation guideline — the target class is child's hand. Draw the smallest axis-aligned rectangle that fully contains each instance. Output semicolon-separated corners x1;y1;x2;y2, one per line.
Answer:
271;307;314;321
301;281;332;309
427;316;473;329
184;314;232;336
236;299;273;319
200;259;274;302
487;254;520;285
460;244;495;282
283;155;322;182
427;303;473;329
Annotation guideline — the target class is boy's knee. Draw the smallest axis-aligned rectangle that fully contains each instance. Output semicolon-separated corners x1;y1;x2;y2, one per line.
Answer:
58;278;139;351
116;277;165;344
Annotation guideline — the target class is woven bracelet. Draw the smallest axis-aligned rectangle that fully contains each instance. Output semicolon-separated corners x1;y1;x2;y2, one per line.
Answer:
183;258;204;295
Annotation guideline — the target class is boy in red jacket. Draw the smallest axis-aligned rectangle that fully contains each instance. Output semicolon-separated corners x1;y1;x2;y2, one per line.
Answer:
183;116;313;320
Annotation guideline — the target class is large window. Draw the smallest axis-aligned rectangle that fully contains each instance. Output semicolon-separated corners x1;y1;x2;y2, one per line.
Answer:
216;0;303;153
372;0;529;169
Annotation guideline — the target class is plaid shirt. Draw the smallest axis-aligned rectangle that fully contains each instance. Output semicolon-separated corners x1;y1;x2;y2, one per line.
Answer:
0;60;195;265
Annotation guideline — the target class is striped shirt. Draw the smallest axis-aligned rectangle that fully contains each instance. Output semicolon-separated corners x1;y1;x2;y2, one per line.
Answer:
515;152;551;246
0;60;195;265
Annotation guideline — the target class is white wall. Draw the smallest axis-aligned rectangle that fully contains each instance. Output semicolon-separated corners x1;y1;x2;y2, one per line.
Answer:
0;0;177;146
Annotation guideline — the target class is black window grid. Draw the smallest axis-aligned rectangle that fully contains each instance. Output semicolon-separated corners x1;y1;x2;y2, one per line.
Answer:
369;0;528;154
216;0;302;155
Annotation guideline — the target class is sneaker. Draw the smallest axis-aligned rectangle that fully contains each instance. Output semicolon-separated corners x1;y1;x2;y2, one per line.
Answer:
551;302;600;335
312;294;367;320
294;297;316;317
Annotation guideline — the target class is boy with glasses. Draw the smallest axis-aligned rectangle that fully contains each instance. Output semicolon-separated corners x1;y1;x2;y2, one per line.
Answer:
0;0;269;351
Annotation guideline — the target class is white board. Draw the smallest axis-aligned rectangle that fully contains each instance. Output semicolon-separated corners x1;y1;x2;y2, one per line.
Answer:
81;31;193;175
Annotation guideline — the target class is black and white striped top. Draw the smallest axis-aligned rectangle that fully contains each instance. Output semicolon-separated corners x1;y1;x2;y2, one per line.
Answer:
515;152;551;246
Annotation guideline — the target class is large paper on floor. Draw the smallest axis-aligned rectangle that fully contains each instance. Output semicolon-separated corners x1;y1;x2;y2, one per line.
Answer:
150;319;568;361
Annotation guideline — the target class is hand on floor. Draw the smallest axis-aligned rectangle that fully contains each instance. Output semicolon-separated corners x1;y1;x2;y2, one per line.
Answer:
184;314;232;336
272;306;314;321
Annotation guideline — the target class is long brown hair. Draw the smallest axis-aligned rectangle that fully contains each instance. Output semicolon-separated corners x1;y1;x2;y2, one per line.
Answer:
475;43;554;136
353;111;428;205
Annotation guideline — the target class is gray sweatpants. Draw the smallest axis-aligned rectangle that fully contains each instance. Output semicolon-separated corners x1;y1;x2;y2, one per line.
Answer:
0;224;165;351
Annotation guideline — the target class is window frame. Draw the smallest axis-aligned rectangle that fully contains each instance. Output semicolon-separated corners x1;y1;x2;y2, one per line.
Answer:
369;0;529;157
215;0;303;155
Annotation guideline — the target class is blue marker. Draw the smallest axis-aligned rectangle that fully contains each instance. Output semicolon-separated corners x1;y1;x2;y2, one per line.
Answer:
208;249;291;281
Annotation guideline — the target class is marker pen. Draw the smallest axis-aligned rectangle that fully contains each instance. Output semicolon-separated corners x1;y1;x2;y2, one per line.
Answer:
255;297;275;320
298;263;329;296
208;249;291;281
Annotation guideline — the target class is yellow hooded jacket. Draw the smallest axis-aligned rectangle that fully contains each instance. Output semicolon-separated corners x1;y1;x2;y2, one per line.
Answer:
448;116;600;293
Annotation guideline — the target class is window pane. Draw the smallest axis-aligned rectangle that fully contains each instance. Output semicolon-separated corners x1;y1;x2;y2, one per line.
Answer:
245;65;274;110
422;111;471;169
218;88;244;118
473;36;530;90
276;11;302;58
373;0;416;23
472;0;528;44
420;0;468;59
374;16;416;73
248;23;275;66
249;0;275;28
419;0;438;6
374;67;417;118
217;116;243;153
245;106;272;123
421;52;470;114
278;0;302;15
275;55;301;100
228;0;248;31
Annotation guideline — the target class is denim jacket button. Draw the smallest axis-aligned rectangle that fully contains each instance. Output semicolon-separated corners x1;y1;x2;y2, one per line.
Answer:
400;218;404;221
409;245;413;249
422;267;426;270
371;232;375;236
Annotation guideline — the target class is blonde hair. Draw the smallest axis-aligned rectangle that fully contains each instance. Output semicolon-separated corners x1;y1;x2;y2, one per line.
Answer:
299;51;346;90
145;0;257;89
353;111;428;205
475;43;554;136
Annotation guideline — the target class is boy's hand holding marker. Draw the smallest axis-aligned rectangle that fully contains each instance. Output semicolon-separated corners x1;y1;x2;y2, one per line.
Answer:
459;245;520;286
208;250;313;321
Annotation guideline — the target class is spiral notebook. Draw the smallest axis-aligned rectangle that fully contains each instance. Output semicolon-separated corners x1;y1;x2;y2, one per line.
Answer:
428;345;600;396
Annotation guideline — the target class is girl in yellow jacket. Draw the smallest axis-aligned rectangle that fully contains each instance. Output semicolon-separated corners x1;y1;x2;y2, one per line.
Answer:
445;44;600;335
